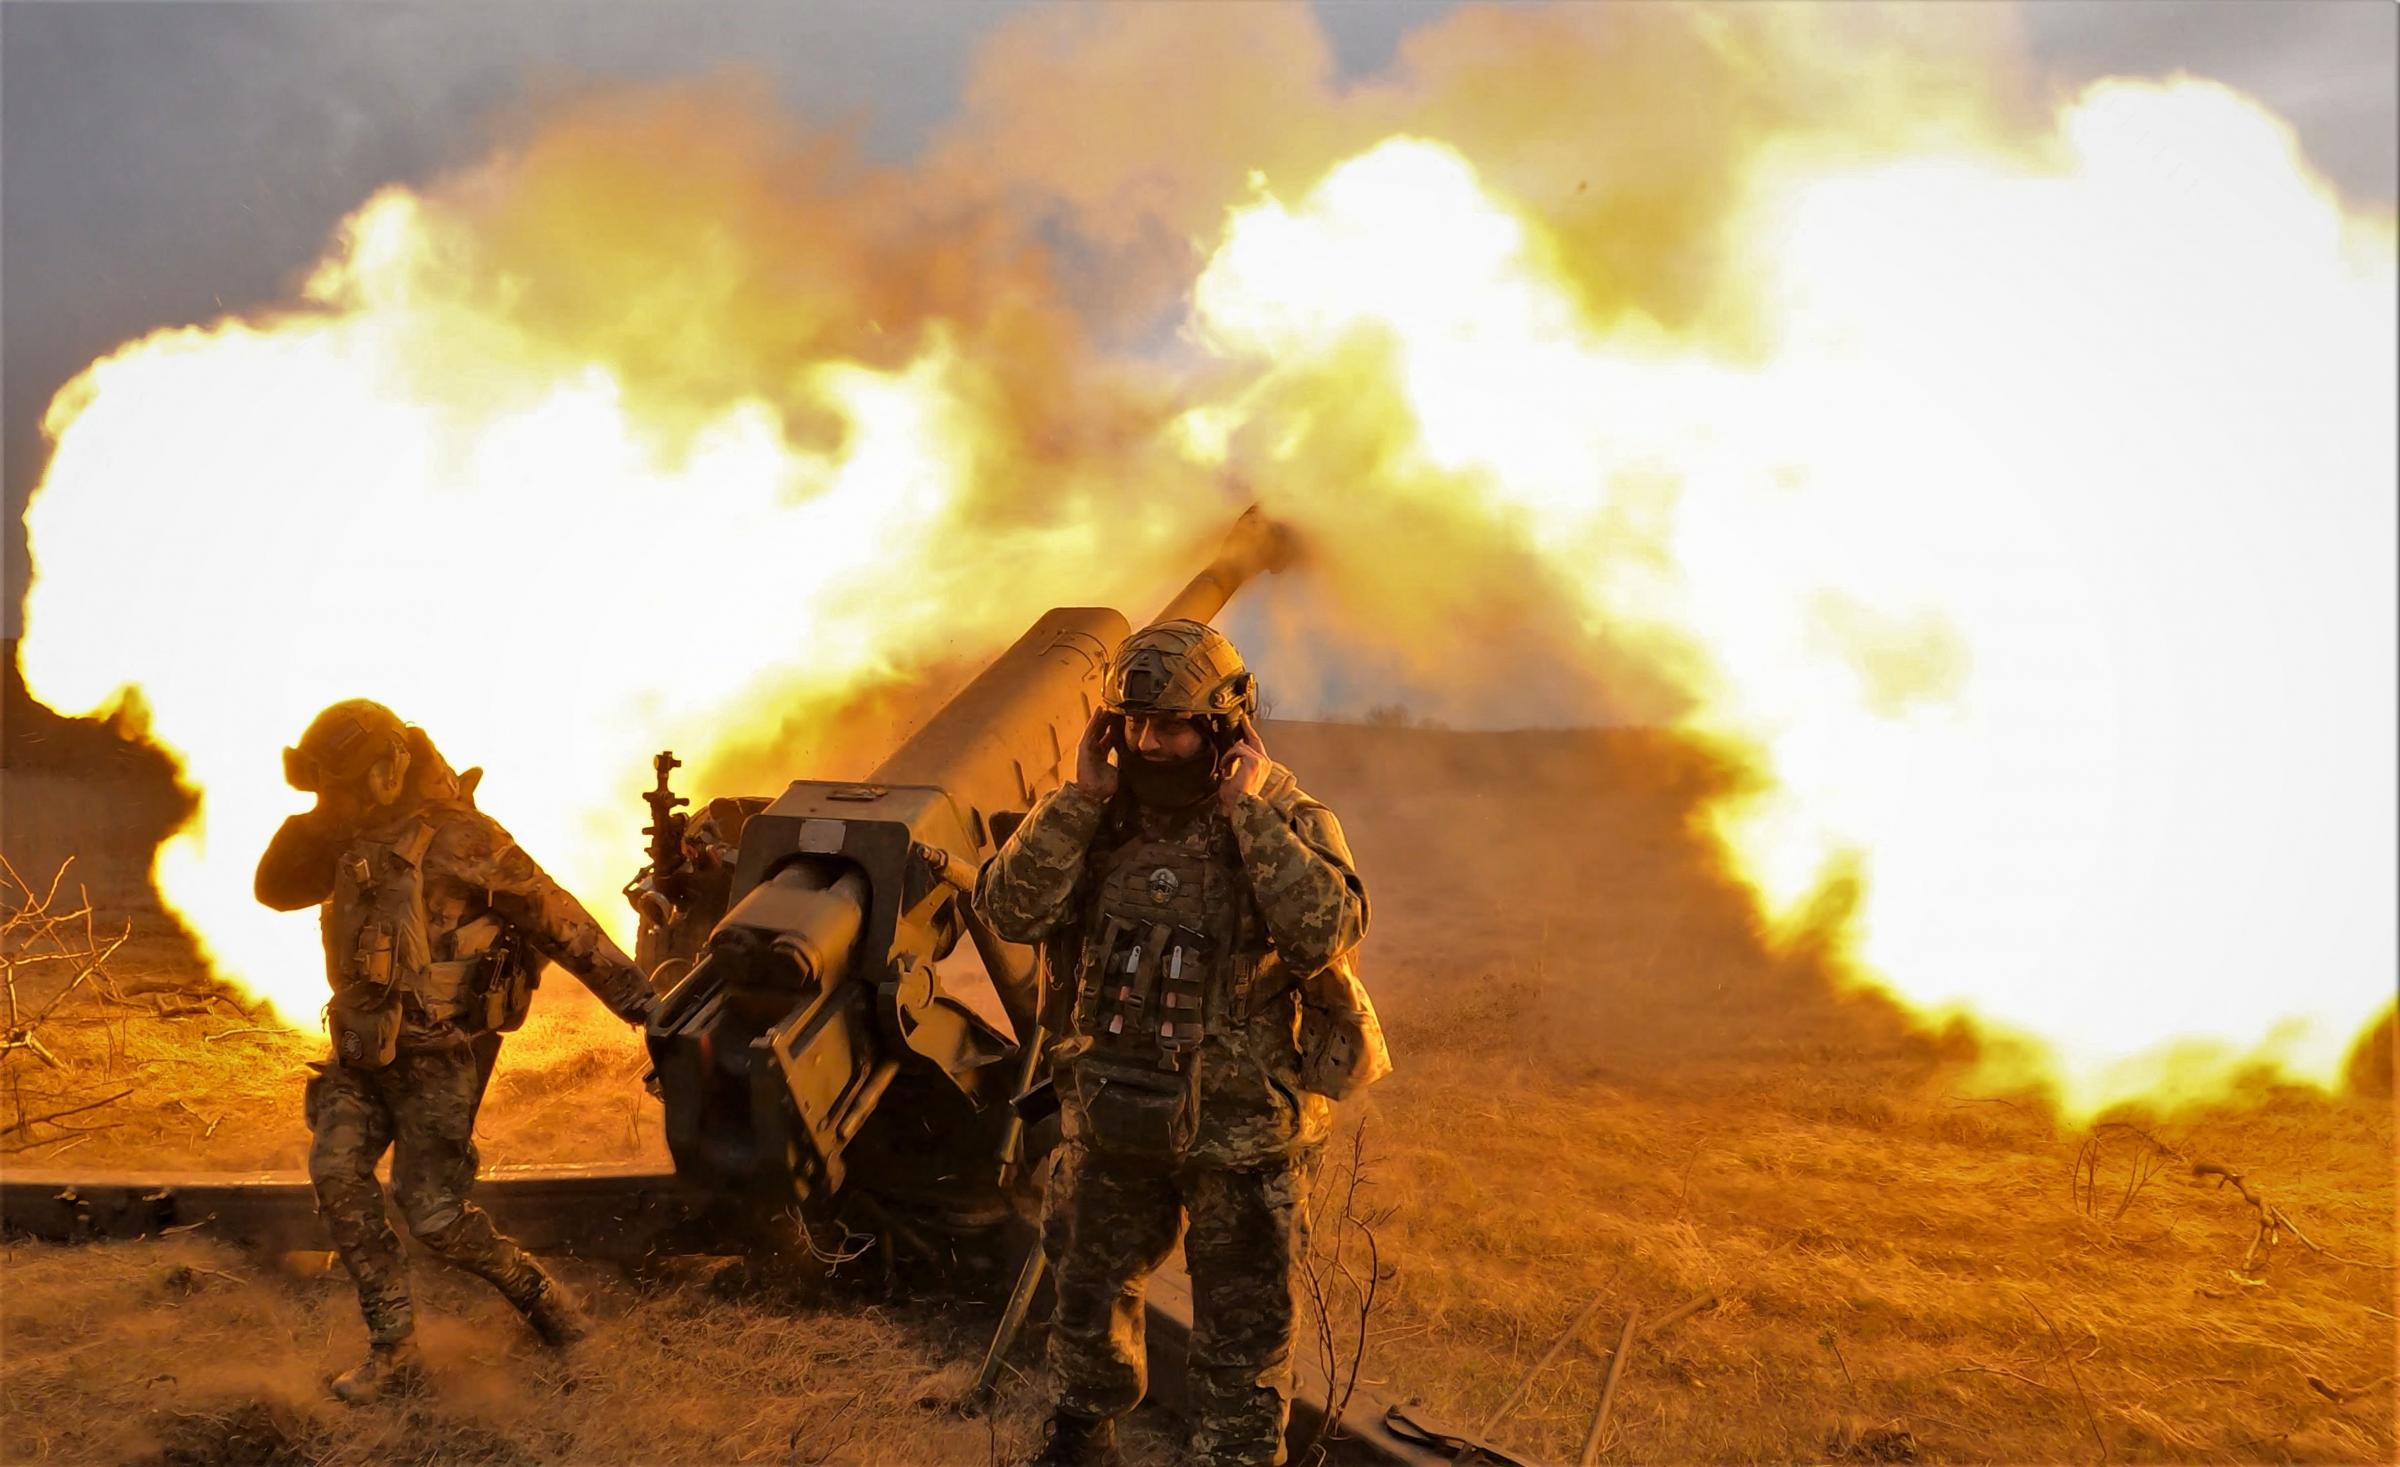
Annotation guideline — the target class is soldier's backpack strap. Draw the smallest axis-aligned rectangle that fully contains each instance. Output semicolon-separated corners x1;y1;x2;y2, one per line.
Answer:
393;819;436;868
325;818;436;1070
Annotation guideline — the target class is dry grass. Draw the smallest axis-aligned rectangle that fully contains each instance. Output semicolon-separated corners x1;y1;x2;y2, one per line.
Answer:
1354;991;2395;1465
1;1233;1040;1466
1272;722;2397;1467
3;707;2392;1464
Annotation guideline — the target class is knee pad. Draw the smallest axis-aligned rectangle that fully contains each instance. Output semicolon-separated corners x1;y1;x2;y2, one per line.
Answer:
402;1198;468;1242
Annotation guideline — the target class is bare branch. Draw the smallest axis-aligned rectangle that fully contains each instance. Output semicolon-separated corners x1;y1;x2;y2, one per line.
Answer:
8;1085;135;1131
0;1032;63;1068
1477;1277;1619;1440
1299;1121;1385;1460
1576;1306;1642;1465
1636;1291;1720;1347
2081;1123;2396;1275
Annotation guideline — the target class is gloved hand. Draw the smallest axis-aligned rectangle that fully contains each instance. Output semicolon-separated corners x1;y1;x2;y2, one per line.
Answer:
604;964;660;1028
311;785;367;833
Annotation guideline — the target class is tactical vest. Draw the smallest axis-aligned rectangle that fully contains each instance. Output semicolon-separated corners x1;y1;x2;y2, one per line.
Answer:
1066;804;1262;1157
322;813;534;1067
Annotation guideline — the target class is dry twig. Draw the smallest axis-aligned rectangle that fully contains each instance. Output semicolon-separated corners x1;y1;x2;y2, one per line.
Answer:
9;1085;135;1132
1637;1291;1719;1347
1576;1306;1641;1466
2034;1302;2109;1463
1470;1277;1617;1448
3;858;141;1130
2188;1161;2393;1273
2073;1128;2170;1223
1820;1326;1858;1401
2080;1123;2395;1276
1300;1121;1392;1460
2304;1371;2395;1406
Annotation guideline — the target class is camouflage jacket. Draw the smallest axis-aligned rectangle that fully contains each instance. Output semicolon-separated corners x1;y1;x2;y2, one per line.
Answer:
256;750;652;1046
974;760;1369;1167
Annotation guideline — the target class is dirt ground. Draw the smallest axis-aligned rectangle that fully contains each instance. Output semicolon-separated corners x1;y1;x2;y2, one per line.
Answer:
3;667;2393;1466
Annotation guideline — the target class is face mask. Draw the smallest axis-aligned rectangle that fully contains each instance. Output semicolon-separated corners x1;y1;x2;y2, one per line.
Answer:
1122;746;1218;809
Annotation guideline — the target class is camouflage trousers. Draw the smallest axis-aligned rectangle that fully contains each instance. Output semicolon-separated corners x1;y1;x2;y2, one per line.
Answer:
304;1030;543;1344
1048;1141;1315;1467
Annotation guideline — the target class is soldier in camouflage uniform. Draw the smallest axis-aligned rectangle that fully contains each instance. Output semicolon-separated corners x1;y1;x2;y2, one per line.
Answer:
976;622;1370;1467
255;700;658;1404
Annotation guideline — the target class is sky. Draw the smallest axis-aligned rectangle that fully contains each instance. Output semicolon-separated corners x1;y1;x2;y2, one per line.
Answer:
3;0;2394;639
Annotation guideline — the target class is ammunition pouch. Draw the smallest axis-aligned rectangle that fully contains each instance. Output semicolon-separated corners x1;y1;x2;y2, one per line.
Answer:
328;986;402;1070
1068;906;1219;1159
473;932;540;1033
1070;1052;1202;1158
425;923;539;1034
1294;954;1391;1100
324;822;433;1047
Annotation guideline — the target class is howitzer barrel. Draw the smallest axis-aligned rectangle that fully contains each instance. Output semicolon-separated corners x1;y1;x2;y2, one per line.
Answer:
870;607;1126;825
1148;505;1295;627
870;510;1288;818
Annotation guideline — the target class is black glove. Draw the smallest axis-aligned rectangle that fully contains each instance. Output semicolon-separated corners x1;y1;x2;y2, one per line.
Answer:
601;964;659;1027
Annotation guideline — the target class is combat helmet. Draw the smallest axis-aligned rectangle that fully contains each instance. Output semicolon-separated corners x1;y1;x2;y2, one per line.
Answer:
283;699;409;793
1104;620;1258;726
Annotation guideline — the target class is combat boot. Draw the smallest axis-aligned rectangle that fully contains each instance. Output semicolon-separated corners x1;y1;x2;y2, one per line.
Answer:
329;1338;426;1405
518;1270;593;1348
1027;1411;1119;1467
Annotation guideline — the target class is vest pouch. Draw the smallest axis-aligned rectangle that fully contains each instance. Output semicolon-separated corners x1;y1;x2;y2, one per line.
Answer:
478;940;538;1034
1295;955;1392;1100
328;986;402;1070
435;919;538;1034
420;959;476;1023
352;923;395;989
325;823;433;1020
1072;1052;1202;1158
1064;818;1243;1158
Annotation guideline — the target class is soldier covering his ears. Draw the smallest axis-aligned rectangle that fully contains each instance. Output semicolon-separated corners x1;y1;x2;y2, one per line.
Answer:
976;621;1385;1467
255;699;658;1404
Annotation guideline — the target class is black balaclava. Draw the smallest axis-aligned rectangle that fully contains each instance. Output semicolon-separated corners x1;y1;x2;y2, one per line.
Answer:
1121;737;1220;810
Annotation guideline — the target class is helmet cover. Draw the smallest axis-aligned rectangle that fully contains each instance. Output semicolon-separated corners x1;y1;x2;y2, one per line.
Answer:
284;699;408;793
1104;620;1257;723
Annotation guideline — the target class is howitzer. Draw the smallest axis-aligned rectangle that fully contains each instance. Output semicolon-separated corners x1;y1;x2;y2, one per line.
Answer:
0;506;1447;1460
634;508;1293;1248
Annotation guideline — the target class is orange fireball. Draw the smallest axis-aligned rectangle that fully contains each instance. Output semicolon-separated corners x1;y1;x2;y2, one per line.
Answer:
20;20;2392;1123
